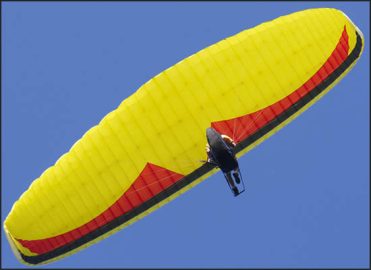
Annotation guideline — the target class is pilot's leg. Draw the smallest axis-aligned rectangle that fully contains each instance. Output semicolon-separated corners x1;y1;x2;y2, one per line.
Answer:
226;172;239;196
232;167;241;184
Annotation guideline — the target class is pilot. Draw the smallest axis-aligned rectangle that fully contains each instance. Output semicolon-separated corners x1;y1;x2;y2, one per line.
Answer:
206;134;241;195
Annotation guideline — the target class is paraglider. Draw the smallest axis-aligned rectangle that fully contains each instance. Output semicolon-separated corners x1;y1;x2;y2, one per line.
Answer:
4;7;364;265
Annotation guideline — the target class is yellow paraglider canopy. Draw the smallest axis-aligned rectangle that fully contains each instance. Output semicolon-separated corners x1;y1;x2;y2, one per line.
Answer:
4;7;364;265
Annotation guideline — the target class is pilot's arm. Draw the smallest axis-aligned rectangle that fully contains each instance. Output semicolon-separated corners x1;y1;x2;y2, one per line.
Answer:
221;134;236;148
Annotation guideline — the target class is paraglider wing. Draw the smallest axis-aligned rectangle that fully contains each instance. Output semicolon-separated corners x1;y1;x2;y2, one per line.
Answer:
4;8;364;265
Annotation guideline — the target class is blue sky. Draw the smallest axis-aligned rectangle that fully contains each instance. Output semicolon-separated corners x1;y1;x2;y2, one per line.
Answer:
2;2;369;268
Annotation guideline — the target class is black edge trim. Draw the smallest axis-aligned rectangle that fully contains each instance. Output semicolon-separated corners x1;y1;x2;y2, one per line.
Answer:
21;31;363;265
